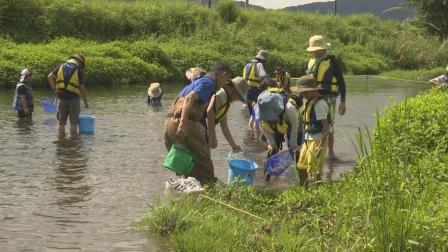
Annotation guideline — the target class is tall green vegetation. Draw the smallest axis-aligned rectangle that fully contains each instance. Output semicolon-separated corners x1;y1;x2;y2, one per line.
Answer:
407;0;448;40
136;88;448;251
0;0;446;87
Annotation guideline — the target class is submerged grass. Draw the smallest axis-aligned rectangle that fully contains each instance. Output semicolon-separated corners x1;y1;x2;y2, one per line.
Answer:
137;88;448;251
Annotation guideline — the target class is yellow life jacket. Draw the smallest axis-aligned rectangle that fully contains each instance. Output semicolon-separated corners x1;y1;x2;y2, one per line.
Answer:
267;86;281;93
308;55;338;94
213;88;231;124
242;61;260;88
261;120;288;135
55;63;81;95
303;96;330;134
276;73;290;91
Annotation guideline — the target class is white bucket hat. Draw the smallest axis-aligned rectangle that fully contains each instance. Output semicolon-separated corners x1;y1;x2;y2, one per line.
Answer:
147;82;162;98
306;35;331;52
20;69;33;82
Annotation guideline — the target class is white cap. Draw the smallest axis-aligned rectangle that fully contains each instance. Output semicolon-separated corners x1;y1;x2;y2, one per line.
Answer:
20;69;32;82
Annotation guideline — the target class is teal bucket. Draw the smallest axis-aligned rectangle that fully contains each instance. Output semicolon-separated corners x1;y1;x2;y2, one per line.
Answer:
78;115;96;135
227;151;258;186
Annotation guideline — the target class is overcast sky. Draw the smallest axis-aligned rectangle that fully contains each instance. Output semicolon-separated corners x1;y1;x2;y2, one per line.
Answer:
246;0;330;9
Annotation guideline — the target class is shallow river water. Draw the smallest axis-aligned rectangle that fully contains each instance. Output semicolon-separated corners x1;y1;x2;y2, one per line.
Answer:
0;77;425;251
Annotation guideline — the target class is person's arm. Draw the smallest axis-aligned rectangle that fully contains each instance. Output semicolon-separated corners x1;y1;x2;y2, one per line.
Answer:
80;84;88;108
206;95;218;149
19;93;29;115
47;72;58;95
176;91;199;138
315;100;330;151
260;126;279;156
318;119;330;151
429;75;447;86
332;57;346;115
285;103;299;150
220;115;241;152
78;69;88;108
257;63;267;79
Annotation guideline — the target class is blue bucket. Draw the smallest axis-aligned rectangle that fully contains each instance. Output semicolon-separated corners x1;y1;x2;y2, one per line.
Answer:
40;97;57;113
227;151;258;186
78;115;96;135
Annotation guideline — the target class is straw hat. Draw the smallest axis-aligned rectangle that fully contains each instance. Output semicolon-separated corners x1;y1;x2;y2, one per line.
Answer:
255;50;269;61
147;82;162;98
306;35;331;52
290;75;320;93
70;53;86;68
185;67;206;82
255;91;284;121
230;77;249;103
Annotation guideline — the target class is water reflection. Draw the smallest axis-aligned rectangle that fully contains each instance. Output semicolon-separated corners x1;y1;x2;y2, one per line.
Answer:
54;137;91;206
16;119;34;134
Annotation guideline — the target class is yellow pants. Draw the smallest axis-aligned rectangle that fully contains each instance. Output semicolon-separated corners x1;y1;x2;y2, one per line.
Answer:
297;139;326;175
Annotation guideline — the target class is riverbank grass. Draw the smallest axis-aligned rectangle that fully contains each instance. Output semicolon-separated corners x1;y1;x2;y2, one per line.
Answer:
136;88;448;251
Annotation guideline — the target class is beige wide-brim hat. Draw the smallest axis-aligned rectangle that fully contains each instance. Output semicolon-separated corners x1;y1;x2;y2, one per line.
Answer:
147;82;162;98
255;50;268;61
291;75;321;93
306;35;331;52
231;76;249;103
70;53;86;68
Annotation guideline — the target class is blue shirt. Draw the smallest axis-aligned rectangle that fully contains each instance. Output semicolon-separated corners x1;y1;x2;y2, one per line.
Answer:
178;76;216;103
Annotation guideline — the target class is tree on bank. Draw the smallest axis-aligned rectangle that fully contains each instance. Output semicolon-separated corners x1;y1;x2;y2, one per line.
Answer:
407;0;448;40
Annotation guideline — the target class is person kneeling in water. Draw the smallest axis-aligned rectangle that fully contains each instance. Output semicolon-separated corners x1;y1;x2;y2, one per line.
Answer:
147;82;163;105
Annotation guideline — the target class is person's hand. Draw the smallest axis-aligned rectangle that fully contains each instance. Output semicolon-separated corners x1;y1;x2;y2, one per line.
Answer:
267;145;277;157
24;108;30;115
231;144;242;153
339;102;346;115
209;135;217;149
429;79;439;86
176;122;188;138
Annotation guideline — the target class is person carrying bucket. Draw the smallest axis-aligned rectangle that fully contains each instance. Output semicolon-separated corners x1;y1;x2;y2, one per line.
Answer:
306;35;346;160
255;77;302;181
147;82;163;105
205;76;249;153
12;69;34;121
47;53;88;137
291;75;330;186
164;63;231;185
242;50;269;130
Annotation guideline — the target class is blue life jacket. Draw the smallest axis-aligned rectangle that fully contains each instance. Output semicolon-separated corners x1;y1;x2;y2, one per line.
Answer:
12;82;33;111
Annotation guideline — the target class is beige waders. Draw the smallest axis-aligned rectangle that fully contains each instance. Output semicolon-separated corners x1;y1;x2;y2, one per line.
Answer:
164;97;215;184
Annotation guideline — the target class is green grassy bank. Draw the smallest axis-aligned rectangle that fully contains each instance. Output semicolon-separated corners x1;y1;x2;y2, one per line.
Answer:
136;87;448;251
0;0;447;87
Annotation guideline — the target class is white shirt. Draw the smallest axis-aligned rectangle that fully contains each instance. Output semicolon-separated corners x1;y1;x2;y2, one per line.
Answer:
430;75;448;85
255;62;267;79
